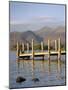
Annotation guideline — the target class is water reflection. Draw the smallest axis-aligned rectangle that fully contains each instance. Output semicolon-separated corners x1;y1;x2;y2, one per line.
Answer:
17;59;25;77
31;59;35;79
41;60;45;76
57;59;61;80
9;51;65;88
48;59;51;76
17;59;20;75
16;57;64;84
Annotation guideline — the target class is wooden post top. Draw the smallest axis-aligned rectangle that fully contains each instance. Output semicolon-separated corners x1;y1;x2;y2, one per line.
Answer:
58;38;61;51
48;39;50;51
32;39;34;42
41;41;44;52
55;40;57;51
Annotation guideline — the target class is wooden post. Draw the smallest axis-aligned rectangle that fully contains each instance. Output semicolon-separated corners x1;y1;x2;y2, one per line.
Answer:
19;41;22;54
48;39;51;75
58;38;61;60
32;39;34;59
22;43;24;52
41;41;44;60
27;43;29;53
17;42;19;58
55;40;57;51
41;41;44;52
32;39;34;79
48;39;50;60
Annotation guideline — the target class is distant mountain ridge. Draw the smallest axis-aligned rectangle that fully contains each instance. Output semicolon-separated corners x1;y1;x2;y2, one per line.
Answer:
10;30;43;47
21;31;43;43
35;26;65;44
10;26;65;49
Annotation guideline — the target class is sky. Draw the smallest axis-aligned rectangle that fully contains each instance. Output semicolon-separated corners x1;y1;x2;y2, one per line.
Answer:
9;1;65;32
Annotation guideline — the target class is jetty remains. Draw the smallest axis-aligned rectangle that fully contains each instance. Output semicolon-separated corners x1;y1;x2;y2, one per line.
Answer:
16;38;66;60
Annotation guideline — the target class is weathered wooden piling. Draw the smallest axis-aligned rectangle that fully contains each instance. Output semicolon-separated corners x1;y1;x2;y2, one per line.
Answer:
19;42;21;55
41;41;44;52
16;38;65;60
55;40;57;51
27;43;29;53
41;41;44;60
32;39;34;59
22;43;24;52
58;38;61;60
17;42;19;58
48;39;50;60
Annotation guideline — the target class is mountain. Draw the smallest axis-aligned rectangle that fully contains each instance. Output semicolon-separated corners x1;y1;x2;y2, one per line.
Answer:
10;26;65;50
21;31;43;43
35;26;65;45
10;31;43;48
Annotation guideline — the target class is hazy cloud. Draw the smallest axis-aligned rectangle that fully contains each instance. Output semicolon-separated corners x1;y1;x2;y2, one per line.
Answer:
10;16;57;25
29;16;57;24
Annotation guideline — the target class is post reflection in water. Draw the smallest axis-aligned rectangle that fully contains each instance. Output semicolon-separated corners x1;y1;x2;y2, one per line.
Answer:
31;59;40;82
16;56;64;84
57;58;61;80
31;59;35;79
41;60;45;77
17;59;20;75
16;58;51;81
9;50;65;88
17;59;24;76
48;59;51;76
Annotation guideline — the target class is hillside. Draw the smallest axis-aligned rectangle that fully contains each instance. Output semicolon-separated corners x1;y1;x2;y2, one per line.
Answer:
10;31;43;48
35;26;65;44
10;26;65;50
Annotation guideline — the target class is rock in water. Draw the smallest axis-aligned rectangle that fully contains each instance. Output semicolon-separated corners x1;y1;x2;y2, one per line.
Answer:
32;78;39;82
16;76;26;83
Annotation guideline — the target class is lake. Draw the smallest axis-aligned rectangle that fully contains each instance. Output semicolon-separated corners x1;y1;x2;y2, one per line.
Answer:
9;51;66;89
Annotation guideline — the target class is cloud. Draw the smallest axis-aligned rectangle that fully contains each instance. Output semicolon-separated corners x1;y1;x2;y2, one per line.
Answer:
10;15;62;27
28;16;57;24
10;20;28;25
32;16;56;21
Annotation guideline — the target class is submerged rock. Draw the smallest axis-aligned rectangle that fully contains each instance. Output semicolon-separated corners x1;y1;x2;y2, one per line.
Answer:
32;78;39;82
16;76;26;83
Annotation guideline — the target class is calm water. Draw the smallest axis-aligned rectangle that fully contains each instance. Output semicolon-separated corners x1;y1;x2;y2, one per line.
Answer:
9;51;66;89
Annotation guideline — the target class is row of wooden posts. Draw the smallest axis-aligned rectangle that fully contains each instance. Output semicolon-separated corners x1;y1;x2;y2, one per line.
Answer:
18;39;60;52
17;38;63;60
